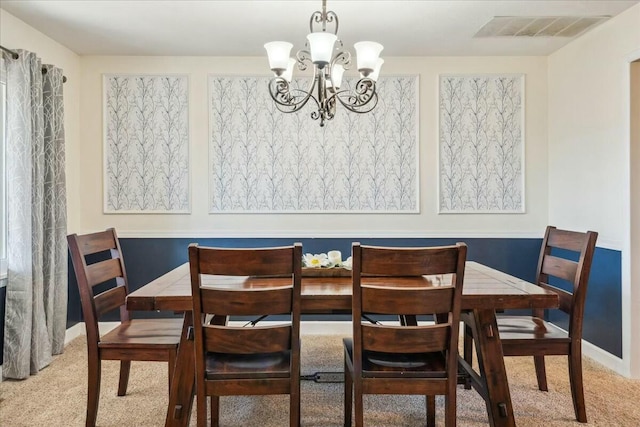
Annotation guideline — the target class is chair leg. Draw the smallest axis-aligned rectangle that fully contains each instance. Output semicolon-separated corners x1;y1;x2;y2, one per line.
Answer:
533;355;548;391
354;380;364;427
290;377;301;427
568;352;587;423
117;360;131;396
167;349;176;394
426;395;435;427
195;386;207;427
463;324;473;390
445;390;456;427
209;396;219;427
344;357;352;427
86;356;101;427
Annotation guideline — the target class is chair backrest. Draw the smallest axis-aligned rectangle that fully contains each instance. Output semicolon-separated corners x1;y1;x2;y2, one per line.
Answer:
67;228;131;347
535;226;598;339
188;243;302;363
351;242;467;373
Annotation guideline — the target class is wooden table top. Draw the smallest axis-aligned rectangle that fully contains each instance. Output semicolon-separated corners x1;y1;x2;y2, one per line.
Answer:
127;261;558;314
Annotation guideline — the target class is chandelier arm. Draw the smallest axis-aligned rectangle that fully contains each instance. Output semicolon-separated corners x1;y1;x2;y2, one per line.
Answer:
329;78;379;114
267;75;320;113
329;50;351;71
310;95;335;126
325;95;337;119
310;11;323;33
296;50;311;72
310;0;339;34
325;11;338;34
274;95;315;114
337;91;379;114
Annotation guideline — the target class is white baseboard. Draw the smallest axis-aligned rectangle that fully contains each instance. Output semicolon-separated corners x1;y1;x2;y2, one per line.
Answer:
64;322;85;345
582;339;628;377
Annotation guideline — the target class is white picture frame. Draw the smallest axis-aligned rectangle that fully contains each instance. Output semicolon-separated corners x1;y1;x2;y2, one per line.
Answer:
438;74;525;213
208;75;420;213
103;74;190;213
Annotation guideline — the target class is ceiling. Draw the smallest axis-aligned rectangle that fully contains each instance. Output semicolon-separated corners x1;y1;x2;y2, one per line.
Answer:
1;0;638;56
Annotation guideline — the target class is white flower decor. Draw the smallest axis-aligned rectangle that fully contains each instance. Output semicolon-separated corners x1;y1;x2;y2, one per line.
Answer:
302;252;351;269
302;253;331;268
342;256;352;269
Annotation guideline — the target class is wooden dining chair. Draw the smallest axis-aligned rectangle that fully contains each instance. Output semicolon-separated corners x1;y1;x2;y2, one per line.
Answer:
344;242;467;427
463;225;598;423
67;228;182;427
188;242;303;427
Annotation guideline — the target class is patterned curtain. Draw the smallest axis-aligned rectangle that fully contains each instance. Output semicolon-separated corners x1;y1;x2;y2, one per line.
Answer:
2;50;67;379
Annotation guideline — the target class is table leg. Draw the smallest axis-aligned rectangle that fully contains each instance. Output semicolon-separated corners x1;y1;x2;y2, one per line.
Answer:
460;309;515;427
165;311;195;427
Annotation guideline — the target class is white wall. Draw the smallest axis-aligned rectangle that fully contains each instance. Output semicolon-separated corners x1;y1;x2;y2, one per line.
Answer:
548;5;640;250
78;56;548;238
548;4;640;377
631;59;640;379
0;9;81;232
0;9;549;240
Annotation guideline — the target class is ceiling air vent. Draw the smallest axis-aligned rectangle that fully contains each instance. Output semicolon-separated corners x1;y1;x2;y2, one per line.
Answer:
475;16;610;38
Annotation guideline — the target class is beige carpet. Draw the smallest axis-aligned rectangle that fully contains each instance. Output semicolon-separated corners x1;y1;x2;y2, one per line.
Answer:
1;335;639;426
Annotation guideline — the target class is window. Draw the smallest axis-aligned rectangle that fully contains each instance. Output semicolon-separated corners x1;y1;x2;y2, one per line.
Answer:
1;59;7;280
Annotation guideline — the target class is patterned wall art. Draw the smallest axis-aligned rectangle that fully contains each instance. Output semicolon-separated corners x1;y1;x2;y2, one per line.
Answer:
103;74;190;213
439;74;525;213
208;75;419;213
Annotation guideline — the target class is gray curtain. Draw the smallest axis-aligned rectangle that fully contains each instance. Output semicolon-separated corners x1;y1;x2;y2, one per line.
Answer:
2;50;67;379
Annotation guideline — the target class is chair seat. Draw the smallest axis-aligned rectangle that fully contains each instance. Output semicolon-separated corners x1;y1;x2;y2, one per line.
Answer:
344;338;447;378
497;316;570;342
99;318;182;349
205;350;292;380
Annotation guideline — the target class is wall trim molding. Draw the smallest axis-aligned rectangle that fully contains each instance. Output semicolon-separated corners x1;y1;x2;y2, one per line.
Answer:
108;229;545;239
100;230;621;251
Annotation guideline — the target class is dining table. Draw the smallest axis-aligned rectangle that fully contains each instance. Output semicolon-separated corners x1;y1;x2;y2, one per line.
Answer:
126;261;558;427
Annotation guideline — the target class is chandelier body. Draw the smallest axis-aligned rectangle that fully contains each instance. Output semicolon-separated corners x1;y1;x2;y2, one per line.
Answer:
265;0;384;126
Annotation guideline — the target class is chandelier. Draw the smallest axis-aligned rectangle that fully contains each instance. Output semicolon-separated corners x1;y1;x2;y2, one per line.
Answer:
264;0;384;126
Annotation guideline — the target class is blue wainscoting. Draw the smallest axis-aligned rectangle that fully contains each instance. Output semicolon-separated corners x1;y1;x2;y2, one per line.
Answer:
59;237;622;359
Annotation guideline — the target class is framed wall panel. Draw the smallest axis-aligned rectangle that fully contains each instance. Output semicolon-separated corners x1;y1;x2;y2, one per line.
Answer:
209;75;419;213
439;74;525;213
103;74;190;213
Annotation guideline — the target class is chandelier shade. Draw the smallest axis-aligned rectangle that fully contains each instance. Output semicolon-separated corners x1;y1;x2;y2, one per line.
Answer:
264;41;294;73
264;0;384;126
328;64;345;91
369;59;384;82
354;41;384;75
306;32;338;67
282;58;296;82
